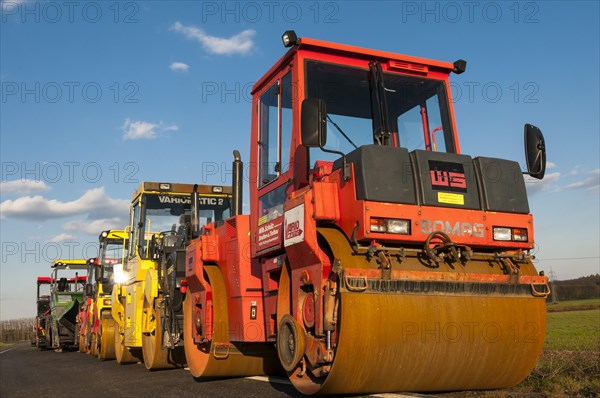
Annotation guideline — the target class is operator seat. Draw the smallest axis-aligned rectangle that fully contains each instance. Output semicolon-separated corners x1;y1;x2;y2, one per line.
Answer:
177;214;191;236
57;277;68;292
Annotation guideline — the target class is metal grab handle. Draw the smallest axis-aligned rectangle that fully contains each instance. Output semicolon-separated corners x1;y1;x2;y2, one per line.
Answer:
344;274;368;292
213;343;230;359
530;283;551;298
424;231;453;263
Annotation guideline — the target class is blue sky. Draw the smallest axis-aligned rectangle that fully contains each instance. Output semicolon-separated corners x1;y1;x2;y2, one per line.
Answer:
1;1;598;320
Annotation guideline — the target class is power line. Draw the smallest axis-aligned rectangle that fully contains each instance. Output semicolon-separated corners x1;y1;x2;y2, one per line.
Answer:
536;256;600;261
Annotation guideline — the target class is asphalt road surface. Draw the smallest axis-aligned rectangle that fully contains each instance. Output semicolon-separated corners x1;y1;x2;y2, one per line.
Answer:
0;343;301;398
1;343;545;398
1;343;436;398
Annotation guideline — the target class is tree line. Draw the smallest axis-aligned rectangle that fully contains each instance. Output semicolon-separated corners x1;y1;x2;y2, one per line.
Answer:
0;318;34;343
548;274;600;302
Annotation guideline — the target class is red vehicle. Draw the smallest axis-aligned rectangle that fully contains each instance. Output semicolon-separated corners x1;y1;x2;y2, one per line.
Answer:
34;277;52;349
79;230;127;359
183;32;549;395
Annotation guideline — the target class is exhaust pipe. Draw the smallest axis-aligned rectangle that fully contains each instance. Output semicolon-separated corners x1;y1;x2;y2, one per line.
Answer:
232;150;243;217
191;184;200;238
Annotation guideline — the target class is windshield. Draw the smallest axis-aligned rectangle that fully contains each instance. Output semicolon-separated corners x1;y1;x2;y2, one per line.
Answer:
37;283;51;300
134;193;231;259
305;60;455;163
99;239;126;283
50;269;86;293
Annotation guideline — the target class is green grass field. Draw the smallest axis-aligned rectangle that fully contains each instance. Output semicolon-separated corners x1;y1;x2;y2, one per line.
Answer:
517;299;600;397
544;309;600;351
547;298;600;312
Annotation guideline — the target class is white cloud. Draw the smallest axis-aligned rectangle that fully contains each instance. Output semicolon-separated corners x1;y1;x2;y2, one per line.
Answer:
568;165;582;176
64;217;127;235
0;187;128;221
47;233;76;243
171;22;256;56
525;172;560;195
122;119;159;140
546;161;557;169
169;62;189;72
0;180;50;195
121;119;179;140
163;124;179;132
564;169;600;192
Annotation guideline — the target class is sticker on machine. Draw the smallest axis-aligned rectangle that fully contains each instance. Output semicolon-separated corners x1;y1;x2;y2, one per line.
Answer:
438;192;464;205
284;204;304;247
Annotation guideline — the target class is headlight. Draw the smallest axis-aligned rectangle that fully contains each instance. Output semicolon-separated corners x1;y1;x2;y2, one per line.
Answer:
113;264;128;284
282;30;299;47
386;219;410;234
103;298;111;306
370;218;410;235
493;227;528;242
493;227;512;241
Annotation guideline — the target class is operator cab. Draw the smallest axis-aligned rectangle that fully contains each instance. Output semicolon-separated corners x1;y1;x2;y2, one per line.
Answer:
51;261;87;290
127;182;231;261
248;31;546;255
87;230;129;294
36;277;52;313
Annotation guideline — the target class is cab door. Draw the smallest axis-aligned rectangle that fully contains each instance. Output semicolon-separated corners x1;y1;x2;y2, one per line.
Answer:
251;66;294;256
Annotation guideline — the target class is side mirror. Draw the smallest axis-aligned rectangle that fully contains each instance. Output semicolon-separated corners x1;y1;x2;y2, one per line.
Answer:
85;283;93;297
301;98;327;147
524;123;546;179
95;264;103;283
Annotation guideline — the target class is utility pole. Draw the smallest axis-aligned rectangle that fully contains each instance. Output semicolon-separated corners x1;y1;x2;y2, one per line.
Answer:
548;268;559;304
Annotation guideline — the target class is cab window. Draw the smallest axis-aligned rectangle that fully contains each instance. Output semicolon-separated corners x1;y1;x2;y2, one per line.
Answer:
128;200;140;260
258;71;293;187
258;83;279;187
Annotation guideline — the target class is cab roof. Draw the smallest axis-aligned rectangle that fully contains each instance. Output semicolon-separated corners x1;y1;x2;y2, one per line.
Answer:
51;259;88;270
253;36;456;94
131;182;232;200
99;229;129;241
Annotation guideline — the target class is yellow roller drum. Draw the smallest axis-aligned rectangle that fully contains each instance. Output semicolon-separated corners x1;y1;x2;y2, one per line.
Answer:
89;333;98;356
114;324;142;364
286;228;547;395
142;294;185;370
315;293;545;394
78;332;87;353
98;313;116;360
184;265;280;378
